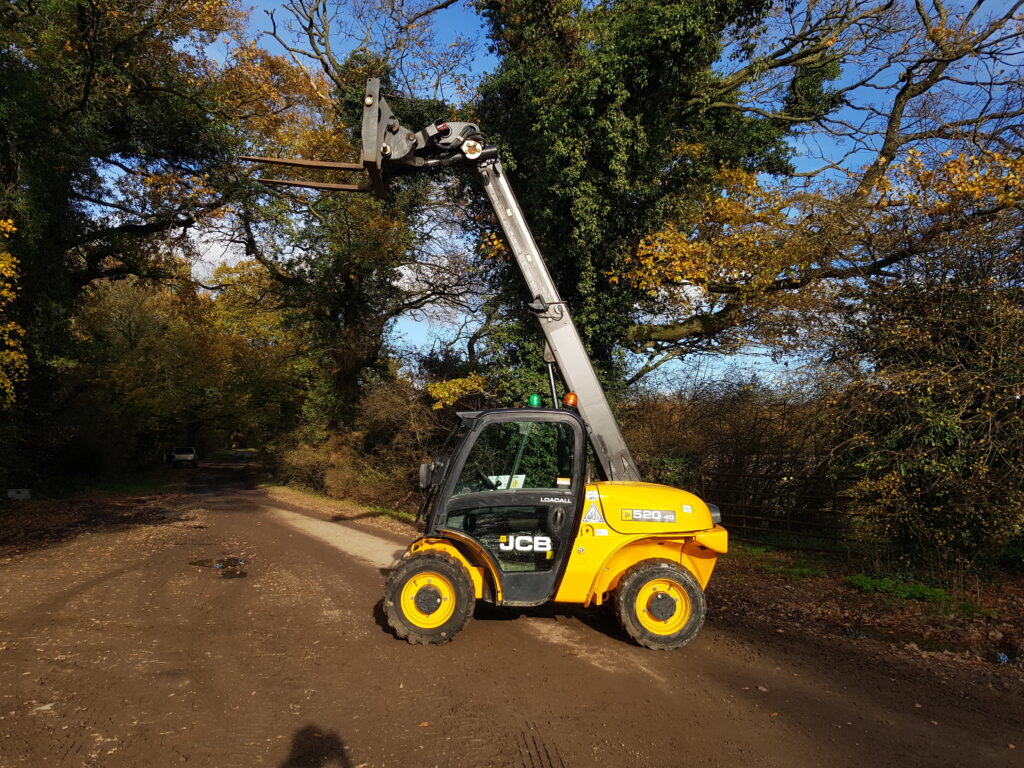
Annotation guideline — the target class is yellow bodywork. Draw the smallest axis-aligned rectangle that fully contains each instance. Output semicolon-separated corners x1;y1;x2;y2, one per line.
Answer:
404;481;727;606
407;534;494;600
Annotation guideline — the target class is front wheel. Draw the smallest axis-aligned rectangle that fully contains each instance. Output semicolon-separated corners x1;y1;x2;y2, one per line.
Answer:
383;552;475;645
614;559;706;650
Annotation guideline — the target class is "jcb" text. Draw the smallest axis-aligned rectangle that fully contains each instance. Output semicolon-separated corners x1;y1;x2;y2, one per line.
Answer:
499;535;552;552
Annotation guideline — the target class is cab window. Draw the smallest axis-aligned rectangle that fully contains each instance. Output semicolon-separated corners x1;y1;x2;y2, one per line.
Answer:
452;420;575;496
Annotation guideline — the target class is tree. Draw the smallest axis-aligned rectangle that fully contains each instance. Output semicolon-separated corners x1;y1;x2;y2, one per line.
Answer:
828;205;1024;572
266;0;476;103
622;148;1024;356
50;269;315;473
1;0;252;298
612;0;1024;376
472;0;796;396
0;0;319;476
0;220;26;408
225;0;483;425
75;278;226;462
208;260;316;446
469;0;1024;388
231;149;479;425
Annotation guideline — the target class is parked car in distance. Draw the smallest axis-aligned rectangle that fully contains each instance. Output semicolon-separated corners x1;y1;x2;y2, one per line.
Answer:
171;447;199;468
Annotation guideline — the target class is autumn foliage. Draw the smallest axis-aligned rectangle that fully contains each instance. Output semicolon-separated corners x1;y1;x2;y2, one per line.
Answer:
0;220;26;408
623;149;1024;350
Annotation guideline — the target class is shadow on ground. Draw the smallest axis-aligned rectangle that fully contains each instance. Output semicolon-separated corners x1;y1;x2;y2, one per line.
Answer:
371;595;629;645
0;459;257;557
186;461;258;493
279;724;352;768
0;494;193;556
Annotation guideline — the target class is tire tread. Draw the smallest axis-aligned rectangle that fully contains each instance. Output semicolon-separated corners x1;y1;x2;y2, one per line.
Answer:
613;558;706;651
383;551;475;645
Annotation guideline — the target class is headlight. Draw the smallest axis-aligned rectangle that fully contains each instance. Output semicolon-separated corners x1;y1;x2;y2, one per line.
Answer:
707;503;722;525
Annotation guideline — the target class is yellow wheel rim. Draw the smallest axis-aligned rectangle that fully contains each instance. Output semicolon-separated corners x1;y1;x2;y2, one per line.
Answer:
399;571;457;629
635;578;691;636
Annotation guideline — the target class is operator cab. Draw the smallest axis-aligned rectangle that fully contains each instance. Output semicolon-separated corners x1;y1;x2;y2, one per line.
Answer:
421;408;589;606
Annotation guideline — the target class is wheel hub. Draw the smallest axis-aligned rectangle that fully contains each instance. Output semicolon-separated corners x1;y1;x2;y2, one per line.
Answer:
648;591;677;621
413;585;443;615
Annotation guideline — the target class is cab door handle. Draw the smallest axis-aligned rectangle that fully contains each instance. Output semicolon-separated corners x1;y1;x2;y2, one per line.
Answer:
551;506;565;531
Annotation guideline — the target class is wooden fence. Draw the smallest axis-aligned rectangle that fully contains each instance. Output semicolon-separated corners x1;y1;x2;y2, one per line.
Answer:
695;470;863;549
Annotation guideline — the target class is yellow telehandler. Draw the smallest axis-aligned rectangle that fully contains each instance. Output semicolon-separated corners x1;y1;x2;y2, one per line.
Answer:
244;79;727;650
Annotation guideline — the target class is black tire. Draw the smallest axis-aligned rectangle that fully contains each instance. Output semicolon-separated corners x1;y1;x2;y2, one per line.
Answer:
614;559;706;650
384;552;475;645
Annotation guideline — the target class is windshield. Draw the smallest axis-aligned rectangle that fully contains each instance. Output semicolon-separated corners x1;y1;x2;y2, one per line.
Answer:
453;420;574;496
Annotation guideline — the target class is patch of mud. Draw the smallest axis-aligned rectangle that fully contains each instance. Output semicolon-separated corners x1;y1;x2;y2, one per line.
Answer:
189;556;248;579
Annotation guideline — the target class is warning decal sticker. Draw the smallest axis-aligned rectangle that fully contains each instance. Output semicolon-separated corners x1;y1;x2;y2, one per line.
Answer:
582;503;605;524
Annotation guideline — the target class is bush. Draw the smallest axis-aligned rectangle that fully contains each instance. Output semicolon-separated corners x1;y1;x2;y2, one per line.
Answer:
276;442;334;491
832;252;1024;572
274;378;444;515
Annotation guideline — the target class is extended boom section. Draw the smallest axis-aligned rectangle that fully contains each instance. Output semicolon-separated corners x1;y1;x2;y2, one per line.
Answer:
476;161;640;482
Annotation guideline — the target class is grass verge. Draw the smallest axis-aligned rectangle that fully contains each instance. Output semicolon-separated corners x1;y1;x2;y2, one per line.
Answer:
845;574;950;602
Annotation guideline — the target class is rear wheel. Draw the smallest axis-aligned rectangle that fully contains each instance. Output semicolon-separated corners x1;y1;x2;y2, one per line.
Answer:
614;559;706;650
384;552;474;645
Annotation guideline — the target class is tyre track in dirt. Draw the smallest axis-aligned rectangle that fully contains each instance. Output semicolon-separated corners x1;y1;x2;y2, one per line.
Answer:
1;465;1021;767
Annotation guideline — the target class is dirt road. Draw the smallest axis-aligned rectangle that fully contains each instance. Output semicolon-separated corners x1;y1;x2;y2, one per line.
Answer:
1;463;1020;767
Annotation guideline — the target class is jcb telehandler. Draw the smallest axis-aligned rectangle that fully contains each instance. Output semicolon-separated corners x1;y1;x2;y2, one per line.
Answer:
244;79;727;650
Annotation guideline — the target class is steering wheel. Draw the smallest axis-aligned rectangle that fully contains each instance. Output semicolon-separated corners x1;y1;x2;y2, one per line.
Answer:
473;465;498;491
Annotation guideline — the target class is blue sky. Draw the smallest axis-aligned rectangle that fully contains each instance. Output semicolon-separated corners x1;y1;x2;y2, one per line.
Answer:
244;1;496;76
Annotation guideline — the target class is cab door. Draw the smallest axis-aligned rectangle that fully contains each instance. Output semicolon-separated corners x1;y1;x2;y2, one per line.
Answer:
430;411;584;606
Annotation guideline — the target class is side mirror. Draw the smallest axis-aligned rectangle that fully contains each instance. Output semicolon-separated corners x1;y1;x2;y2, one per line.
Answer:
419;456;449;490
